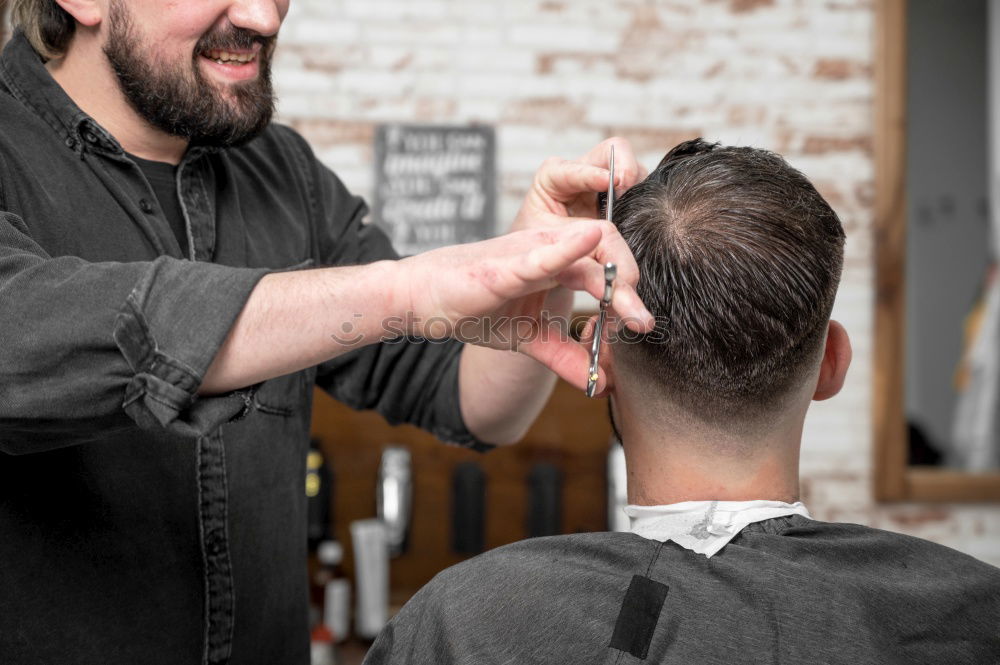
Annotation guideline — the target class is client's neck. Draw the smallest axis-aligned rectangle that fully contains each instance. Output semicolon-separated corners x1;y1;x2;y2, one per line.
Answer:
615;400;806;506
624;442;801;505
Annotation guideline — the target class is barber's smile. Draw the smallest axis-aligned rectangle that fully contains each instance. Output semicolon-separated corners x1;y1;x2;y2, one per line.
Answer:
198;46;261;82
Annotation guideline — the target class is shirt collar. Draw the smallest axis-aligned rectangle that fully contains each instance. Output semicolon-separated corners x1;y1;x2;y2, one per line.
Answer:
0;31;125;157
625;499;810;558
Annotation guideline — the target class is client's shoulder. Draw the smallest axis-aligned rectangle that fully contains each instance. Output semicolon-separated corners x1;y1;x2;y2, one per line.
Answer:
763;515;1000;584
407;531;660;630
432;531;654;592
367;533;653;664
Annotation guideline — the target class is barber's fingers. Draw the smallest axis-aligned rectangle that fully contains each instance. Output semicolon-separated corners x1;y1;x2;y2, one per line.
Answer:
534;159;628;206
512;224;603;291
589;220;646;327
479;221;651;332
594;219;640;286
523;314;616;395
547;219;650;331
579;137;647;190
576;313;615;398
578;313;599;344
528;216;640;286
556;261;651;333
518;329;607;394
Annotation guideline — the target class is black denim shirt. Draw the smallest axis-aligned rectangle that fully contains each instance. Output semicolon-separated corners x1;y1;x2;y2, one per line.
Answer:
0;32;485;665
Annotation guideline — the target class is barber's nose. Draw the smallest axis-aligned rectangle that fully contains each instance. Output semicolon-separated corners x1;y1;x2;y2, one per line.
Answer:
227;0;286;37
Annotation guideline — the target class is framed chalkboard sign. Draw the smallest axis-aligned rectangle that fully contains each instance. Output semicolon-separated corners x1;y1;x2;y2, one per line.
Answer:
373;124;496;256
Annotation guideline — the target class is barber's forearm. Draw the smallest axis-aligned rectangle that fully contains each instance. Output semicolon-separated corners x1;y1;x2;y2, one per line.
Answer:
200;260;402;395
458;344;558;445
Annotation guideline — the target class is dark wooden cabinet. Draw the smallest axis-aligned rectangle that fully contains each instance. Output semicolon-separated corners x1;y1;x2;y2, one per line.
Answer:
310;377;612;598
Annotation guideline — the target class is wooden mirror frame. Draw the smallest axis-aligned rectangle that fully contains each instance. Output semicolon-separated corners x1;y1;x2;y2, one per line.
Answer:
873;0;1000;501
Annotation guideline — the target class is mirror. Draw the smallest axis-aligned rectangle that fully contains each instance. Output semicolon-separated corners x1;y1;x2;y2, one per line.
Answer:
875;0;1000;501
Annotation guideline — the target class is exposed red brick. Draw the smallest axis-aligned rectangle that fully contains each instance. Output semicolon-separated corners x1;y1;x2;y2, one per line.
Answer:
771;129;797;154
504;97;587;126
853;180;875;209
703;61;727;78
779;55;802;76
605;127;703;155
813;58;871;80
414;98;458;121
729;0;775;14
659;2;696;16
392;52;415;72
287;119;375;145
887;509;952;527
297;49;349;75
726;104;768;126
802;135;872;155
813;182;846;210
535;54;556;76
615;5;681;83
826;0;874;11
535;52;612;77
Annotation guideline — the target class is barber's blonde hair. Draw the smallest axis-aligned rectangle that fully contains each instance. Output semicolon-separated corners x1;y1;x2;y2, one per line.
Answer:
9;0;76;60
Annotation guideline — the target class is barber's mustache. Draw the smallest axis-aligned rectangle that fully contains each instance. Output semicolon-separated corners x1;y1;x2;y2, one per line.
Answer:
196;27;276;55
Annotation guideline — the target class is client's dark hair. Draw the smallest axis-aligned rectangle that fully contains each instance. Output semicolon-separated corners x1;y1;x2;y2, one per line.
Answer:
613;138;845;424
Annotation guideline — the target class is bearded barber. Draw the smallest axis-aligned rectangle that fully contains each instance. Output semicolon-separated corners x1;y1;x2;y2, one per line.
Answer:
0;1;651;663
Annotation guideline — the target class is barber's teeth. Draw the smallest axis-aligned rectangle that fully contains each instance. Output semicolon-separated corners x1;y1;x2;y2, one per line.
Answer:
202;49;256;64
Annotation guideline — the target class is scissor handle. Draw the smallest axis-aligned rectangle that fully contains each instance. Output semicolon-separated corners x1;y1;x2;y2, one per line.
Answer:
586;262;617;398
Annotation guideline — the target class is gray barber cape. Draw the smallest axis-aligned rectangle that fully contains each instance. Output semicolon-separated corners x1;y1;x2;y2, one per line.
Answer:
364;515;1000;664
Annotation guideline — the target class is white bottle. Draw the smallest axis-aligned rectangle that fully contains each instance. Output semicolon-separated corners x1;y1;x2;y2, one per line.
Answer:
317;540;351;644
351;519;389;640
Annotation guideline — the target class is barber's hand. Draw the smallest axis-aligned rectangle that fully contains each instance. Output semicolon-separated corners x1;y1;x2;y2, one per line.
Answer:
506;138;650;392
512;138;649;324
512;137;648;231
397;223;654;391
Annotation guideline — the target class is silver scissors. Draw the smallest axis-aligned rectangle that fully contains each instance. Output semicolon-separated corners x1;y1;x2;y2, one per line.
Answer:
586;146;616;398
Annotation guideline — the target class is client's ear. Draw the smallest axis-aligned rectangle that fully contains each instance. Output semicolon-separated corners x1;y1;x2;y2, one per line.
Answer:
813;320;851;401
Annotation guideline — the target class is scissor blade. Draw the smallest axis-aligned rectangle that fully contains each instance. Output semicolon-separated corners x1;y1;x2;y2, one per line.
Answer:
586;308;607;398
606;145;615;223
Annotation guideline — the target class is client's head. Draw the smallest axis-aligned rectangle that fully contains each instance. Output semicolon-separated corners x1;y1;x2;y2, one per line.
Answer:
608;138;849;475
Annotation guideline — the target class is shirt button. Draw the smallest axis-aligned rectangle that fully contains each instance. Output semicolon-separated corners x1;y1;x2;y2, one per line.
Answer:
139;199;154;214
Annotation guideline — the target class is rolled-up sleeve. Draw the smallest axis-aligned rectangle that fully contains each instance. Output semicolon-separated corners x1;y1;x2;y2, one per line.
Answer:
282;127;491;452
319;334;491;452
0;211;270;454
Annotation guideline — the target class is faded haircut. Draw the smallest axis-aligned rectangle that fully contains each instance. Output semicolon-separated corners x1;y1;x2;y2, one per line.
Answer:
9;0;76;60
612;138;845;425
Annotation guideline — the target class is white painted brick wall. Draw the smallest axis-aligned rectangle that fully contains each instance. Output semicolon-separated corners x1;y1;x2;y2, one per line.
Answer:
273;0;1000;566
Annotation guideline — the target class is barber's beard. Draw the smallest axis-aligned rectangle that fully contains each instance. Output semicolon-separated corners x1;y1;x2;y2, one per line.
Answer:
102;1;276;148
